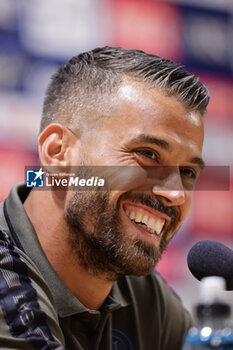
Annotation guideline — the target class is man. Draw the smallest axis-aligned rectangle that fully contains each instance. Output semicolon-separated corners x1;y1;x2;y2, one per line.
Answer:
0;47;209;350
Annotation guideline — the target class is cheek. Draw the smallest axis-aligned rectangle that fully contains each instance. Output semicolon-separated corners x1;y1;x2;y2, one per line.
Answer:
100;166;150;196
108;191;125;211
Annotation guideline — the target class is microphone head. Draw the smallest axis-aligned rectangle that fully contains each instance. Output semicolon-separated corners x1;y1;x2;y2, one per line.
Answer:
187;240;233;290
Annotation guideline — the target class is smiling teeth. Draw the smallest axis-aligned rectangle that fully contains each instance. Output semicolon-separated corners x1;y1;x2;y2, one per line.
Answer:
135;212;142;222
142;215;148;226
126;209;165;235
129;211;135;220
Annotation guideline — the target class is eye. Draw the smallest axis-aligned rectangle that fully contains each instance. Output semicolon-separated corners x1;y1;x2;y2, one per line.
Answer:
180;167;197;180
134;149;159;162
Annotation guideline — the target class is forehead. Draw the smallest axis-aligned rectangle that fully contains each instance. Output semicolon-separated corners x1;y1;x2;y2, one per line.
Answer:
102;82;204;146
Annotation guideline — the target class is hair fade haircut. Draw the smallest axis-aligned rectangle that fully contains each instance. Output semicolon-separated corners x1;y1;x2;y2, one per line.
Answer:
40;46;209;132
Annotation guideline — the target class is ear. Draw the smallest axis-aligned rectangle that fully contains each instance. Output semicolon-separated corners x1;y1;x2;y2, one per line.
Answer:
38;124;78;166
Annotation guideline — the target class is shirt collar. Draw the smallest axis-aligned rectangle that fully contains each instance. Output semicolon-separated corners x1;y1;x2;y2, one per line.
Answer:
4;183;130;317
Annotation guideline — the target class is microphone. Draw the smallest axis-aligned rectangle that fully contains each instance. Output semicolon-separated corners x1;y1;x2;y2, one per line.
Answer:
187;240;233;291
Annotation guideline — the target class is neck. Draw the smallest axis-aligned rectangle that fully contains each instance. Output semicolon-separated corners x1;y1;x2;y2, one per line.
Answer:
23;189;114;310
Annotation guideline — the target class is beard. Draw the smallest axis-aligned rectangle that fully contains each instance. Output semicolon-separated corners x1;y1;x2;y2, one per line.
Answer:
65;188;179;282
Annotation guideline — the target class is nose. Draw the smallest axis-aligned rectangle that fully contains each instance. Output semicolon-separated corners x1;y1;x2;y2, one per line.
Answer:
152;188;186;207
151;168;186;206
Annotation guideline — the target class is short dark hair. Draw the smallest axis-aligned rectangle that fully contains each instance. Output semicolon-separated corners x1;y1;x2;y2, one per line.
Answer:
40;46;209;132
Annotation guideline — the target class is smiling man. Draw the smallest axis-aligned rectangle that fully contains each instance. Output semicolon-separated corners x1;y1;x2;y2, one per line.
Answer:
0;47;209;350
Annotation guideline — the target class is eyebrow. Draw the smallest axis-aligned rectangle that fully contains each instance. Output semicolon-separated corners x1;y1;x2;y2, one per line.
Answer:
129;134;171;151
129;134;205;171
189;157;205;172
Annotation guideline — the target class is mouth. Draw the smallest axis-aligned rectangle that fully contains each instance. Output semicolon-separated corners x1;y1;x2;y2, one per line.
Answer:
122;202;170;239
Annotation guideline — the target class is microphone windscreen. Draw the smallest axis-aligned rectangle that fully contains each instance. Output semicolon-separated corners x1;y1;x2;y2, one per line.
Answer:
187;240;233;290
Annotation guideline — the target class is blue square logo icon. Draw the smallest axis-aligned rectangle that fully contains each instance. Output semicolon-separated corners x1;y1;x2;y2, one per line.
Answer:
26;169;44;188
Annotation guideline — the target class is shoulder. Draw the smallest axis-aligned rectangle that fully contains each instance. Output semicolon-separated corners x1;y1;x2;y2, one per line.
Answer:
0;227;65;348
117;271;192;349
0;226;57;319
119;270;183;308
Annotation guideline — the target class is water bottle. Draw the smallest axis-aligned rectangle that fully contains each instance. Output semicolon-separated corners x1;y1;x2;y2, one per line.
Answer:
182;276;233;349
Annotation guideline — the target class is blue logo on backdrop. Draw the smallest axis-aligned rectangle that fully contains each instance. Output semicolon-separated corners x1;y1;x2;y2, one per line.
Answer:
112;329;134;350
26;168;45;188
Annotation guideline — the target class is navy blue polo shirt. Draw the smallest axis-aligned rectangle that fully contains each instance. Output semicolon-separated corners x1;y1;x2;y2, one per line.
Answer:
0;184;192;350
